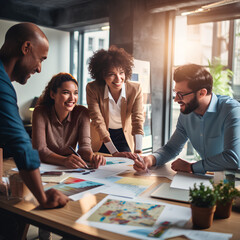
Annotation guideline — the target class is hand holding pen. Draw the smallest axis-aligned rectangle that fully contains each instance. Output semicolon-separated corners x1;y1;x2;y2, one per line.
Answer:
136;154;150;174
68;146;89;169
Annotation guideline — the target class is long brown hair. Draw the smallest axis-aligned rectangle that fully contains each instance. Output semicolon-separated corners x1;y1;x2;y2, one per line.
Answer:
37;72;78;106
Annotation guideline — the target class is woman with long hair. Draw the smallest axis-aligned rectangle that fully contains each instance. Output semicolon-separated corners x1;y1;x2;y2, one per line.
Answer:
32;72;105;169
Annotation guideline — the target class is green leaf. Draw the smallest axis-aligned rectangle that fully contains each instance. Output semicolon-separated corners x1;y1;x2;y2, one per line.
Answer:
208;57;234;97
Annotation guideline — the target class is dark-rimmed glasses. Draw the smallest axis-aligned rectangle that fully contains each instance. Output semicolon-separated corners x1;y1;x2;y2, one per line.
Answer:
173;90;197;100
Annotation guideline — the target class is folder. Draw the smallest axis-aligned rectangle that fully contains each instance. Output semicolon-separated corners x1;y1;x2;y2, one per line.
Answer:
150;182;190;203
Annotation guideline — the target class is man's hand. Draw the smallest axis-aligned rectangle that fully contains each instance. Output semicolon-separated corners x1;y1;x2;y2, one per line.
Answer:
171;158;192;173
112;152;138;160
133;155;155;172
40;189;69;209
91;154;106;169
64;154;87;169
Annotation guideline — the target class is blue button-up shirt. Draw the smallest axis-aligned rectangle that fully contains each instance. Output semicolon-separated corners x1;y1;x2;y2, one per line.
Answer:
153;93;240;174
0;59;40;170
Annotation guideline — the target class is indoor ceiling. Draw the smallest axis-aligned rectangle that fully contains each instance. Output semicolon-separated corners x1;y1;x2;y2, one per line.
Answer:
0;0;240;31
9;0;91;10
0;0;109;31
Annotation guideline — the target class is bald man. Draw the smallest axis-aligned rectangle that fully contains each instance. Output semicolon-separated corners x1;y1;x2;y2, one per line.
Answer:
0;23;69;208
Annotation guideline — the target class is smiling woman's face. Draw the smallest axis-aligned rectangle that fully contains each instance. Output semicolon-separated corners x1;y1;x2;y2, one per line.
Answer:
104;67;125;94
51;81;78;116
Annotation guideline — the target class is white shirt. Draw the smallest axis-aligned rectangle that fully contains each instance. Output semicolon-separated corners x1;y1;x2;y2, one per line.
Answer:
104;83;126;129
103;83;142;153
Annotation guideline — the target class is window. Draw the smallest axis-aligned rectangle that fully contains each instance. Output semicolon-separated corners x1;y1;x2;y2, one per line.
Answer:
233;19;240;100
99;38;104;49
172;16;240;160
88;37;94;51
71;29;110;105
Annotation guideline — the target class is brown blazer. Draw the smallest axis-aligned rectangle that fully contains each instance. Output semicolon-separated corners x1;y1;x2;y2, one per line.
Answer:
86;81;144;152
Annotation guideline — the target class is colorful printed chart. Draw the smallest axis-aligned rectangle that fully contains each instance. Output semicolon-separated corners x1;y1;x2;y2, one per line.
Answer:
87;198;165;227
48;178;104;196
77;196;192;240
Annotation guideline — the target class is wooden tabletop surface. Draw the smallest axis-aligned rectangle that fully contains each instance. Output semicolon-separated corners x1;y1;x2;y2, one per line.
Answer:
1;158;240;240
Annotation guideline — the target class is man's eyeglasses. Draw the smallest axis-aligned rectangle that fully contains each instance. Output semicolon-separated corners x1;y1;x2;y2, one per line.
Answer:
173;90;197;100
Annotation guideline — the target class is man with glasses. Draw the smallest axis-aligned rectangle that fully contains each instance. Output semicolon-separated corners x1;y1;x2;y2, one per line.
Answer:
134;64;240;174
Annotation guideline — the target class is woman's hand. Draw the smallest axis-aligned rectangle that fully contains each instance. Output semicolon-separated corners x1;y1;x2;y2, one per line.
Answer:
64;154;88;169
91;154;106;169
112;152;138;160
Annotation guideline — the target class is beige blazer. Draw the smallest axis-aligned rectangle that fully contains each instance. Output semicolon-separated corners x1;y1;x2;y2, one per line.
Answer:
86;81;144;152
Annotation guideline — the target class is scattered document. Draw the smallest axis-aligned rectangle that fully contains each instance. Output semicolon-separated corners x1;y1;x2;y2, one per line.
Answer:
164;228;232;240
170;172;213;190
77;195;191;240
99;176;155;198
149;161;177;180
39;163;72;172
98;157;133;173
130;161;176;180
45;177;106;201
104;157;133;165
41;173;70;183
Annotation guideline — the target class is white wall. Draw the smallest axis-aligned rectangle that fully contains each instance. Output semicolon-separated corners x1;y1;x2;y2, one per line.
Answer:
0;19;70;121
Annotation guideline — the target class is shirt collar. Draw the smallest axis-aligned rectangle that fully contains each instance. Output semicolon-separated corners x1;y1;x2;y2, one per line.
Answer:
104;82;126;100
51;106;71;124
0;59;11;84
206;93;218;113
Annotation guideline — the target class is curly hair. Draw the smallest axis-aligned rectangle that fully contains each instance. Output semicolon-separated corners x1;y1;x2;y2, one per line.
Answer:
88;45;134;85
37;72;78;106
174;64;213;95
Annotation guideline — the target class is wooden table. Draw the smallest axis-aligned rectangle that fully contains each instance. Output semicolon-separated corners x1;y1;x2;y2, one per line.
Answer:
1;158;240;240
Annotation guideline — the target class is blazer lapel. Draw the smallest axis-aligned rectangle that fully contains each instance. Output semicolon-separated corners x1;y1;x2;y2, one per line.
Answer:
121;97;127;130
103;96;109;129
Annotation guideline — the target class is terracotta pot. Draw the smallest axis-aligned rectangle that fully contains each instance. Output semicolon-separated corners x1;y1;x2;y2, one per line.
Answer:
191;204;216;229
214;200;233;219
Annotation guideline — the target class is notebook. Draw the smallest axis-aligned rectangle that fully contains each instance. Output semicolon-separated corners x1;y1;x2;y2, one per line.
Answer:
150;182;190;203
41;173;70;183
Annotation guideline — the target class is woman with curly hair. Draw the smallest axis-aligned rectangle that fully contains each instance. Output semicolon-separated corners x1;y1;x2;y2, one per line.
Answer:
32;72;106;169
87;46;144;158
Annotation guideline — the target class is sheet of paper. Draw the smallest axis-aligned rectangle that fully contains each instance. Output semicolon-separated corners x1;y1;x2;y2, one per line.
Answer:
164;228;232;240
100;176;152;198
77;195;191;240
38;163;123;179
75;175;154;198
41;173;71;183
39;163;71;172
149;161;176;180
170;172;213;190
104;157;133;165
45;177;107;201
125;161;176;180
100;184;148;198
71;169;121;180
115;176;155;187
98;157;133;173
13;158;133;175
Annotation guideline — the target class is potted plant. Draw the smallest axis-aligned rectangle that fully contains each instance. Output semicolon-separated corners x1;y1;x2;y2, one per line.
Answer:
189;182;216;229
212;181;240;219
208;58;234;97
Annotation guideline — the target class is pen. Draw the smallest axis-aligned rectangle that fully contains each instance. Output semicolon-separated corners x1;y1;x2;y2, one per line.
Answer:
68;146;89;169
136;154;149;173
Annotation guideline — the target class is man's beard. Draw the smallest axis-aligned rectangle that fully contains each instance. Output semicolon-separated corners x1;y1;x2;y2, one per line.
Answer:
180;94;199;114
